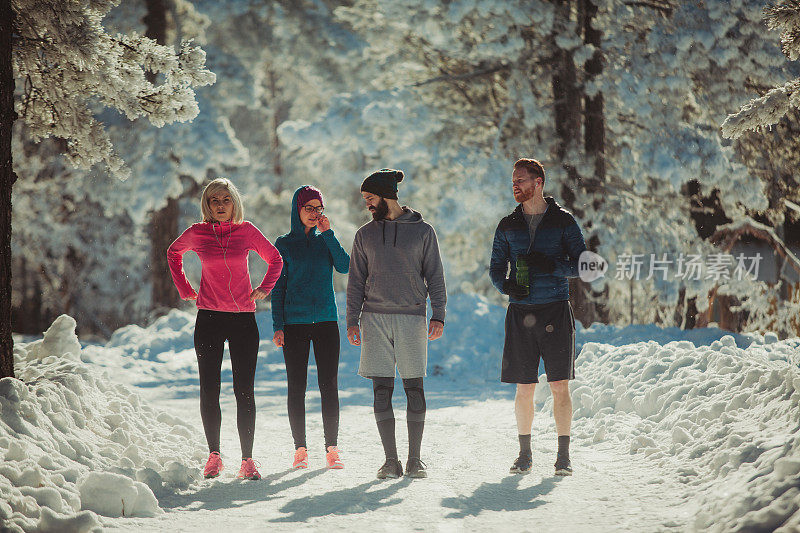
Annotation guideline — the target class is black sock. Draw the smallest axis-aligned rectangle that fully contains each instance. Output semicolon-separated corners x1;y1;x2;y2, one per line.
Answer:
372;378;397;460
377;418;398;460
519;434;532;456
403;378;426;460
558;435;570;457
407;420;424;460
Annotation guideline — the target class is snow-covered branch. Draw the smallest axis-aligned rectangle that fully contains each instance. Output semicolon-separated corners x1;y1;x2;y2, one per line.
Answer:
11;0;216;179
721;79;800;138
622;1;674;16
722;0;800;138
765;0;800;60
411;63;509;87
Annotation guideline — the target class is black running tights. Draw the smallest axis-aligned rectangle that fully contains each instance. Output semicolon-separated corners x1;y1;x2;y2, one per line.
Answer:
194;309;259;459
283;321;340;450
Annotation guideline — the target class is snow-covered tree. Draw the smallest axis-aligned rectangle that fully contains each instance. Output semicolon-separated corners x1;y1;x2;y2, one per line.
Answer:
13;0;214;178
10;0;365;343
722;0;800;138
2;0;215;377
717;0;800;336
279;0;799;330
101;0;243;313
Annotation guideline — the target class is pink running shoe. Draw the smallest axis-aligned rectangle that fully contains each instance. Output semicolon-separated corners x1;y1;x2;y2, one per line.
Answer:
203;451;223;479
293;447;308;469
237;458;261;480
326;446;344;469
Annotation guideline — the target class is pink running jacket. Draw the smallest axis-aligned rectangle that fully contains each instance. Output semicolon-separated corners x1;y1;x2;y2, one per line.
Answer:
167;221;284;313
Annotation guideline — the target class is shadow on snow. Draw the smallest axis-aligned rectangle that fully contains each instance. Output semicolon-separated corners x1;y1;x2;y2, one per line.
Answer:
157;468;327;511
440;474;564;518
269;477;414;522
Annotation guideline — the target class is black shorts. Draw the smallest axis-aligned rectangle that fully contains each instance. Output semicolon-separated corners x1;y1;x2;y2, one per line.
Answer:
501;300;576;384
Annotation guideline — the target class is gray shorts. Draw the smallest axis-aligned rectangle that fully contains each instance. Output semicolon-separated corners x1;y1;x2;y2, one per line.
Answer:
358;312;428;379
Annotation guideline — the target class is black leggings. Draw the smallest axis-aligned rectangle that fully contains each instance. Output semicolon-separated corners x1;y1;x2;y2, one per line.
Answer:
194;310;259;459
283;322;340;450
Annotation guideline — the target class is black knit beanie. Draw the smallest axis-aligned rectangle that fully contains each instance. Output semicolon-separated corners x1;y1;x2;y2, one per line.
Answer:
360;168;404;200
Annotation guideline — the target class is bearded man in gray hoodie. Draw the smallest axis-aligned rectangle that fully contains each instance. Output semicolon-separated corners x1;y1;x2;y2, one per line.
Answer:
346;168;447;480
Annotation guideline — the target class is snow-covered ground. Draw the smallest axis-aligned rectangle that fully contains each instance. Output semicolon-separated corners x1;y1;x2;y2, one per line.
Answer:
2;294;799;532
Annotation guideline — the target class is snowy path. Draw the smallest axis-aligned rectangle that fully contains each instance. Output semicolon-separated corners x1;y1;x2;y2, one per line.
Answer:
103;386;691;532
5;302;798;531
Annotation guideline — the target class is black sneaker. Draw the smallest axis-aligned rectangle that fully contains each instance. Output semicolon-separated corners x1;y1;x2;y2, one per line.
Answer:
376;458;403;479
509;453;532;474
554;453;572;476
405;457;427;478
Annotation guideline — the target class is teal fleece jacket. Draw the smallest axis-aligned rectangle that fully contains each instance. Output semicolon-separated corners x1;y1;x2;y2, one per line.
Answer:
271;187;350;332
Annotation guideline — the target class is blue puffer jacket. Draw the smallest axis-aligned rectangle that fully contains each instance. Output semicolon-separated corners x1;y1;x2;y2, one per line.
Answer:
271;187;350;331
489;196;587;304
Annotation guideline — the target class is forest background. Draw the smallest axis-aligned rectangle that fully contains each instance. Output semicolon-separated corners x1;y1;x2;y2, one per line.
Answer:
5;0;800;362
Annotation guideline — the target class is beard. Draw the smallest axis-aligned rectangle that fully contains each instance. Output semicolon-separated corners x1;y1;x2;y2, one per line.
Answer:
369;197;390;220
513;188;534;203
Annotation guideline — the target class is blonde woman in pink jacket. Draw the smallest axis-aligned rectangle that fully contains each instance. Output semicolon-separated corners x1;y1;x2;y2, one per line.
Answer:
167;178;283;481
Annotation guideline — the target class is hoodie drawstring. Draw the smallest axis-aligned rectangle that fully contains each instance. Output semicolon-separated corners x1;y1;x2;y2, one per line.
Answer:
380;221;399;247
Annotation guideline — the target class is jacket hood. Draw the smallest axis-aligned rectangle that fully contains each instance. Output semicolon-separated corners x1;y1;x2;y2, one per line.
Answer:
393;206;424;223
287;186;319;238
375;206;423;247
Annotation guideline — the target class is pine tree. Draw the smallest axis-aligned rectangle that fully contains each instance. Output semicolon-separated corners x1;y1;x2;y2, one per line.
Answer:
280;0;797;328
1;0;215;377
719;0;800;335
722;0;800;138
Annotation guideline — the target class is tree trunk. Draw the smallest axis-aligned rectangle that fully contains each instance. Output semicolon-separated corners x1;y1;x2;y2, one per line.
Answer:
144;0;180;313
266;68;283;183
551;0;582;166
578;0;609;325
673;286;686;327
1;0;17;378
149;197;180;313
11;256;46;335
582;0;605;183
143;0;168;38
551;0;606;327
684;296;698;329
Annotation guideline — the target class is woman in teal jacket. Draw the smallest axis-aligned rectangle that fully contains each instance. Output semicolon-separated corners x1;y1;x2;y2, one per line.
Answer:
271;186;349;469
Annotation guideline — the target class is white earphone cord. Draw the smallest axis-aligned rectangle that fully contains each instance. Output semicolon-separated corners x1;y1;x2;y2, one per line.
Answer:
213;224;241;313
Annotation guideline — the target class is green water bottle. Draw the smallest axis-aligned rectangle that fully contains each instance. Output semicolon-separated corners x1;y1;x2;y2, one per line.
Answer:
515;257;529;290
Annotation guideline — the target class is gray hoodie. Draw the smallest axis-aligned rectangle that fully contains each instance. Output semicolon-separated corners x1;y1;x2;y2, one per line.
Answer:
346;207;446;328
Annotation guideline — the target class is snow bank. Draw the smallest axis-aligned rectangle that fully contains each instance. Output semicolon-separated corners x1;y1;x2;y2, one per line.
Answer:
424;292;758;383
81;310;202;387
1;315;205;532
426;293;506;383
105;311;195;361
78;472;160;518
426;293;798;530
567;335;800;532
